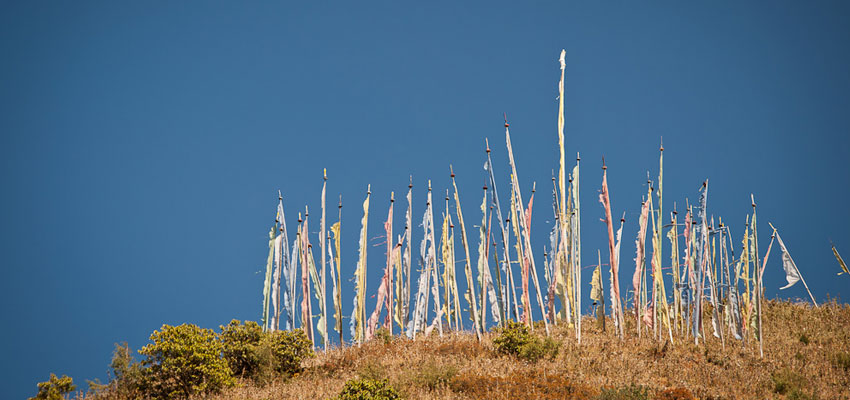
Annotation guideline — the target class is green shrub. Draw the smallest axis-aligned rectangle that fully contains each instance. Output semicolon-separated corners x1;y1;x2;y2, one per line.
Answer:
138;323;235;399
29;373;76;400
799;333;810;345
519;336;560;363
107;342;143;397
493;320;532;357
374;327;393;345
595;383;650;400
220;319;264;378
334;377;401;400
264;328;315;377
492;320;559;362
220;321;312;383
84;342;144;398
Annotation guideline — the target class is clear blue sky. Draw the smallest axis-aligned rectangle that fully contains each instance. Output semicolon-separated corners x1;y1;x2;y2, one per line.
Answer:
2;1;849;398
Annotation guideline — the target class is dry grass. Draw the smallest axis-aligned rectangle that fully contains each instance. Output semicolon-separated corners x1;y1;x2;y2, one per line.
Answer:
84;300;850;399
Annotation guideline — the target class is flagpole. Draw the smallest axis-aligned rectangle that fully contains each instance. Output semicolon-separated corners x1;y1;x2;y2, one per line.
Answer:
751;195;763;358
451;166;483;340
599;249;605;332
337;196;343;345
321;170;328;349
404;178;413;328
769;223;818;307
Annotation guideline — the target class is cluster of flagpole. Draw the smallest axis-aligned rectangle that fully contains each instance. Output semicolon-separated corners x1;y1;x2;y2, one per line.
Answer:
257;50;826;355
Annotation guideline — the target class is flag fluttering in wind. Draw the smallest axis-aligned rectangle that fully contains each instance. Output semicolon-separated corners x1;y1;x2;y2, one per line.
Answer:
452;167;483;340
633;192;651;336
599;161;625;338
777;235;801;290
319;171;328;348
366;194;395;341
485;139;512;324
505;120;550;335
351;187;370;343
478;186;501;327
400;181;414;329
270;193;286;331
262;226;275;332
834;244;849;276
276;192;293;331
408;182;443;338
444;193;462;330
590;264;603;302
590;248;604;335
300;210;315;345
329;220;342;343
572;159;582;342
424;184;443;336
771;226;817;306
252;48;827;356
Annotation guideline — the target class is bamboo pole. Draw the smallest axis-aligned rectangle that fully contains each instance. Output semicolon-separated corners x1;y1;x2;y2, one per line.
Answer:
751;195;763;358
452;166;482;340
769;223;818;307
321;170;328;349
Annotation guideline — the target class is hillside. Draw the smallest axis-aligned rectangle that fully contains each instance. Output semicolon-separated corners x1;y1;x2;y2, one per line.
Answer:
181;300;849;400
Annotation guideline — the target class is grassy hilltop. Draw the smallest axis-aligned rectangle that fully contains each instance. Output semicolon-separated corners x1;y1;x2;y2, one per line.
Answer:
67;300;850;400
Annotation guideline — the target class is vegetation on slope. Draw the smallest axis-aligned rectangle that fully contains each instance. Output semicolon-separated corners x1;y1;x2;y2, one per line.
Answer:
35;300;850;399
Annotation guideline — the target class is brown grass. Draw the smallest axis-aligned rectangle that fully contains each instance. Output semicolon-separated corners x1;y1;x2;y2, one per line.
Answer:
83;300;850;399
